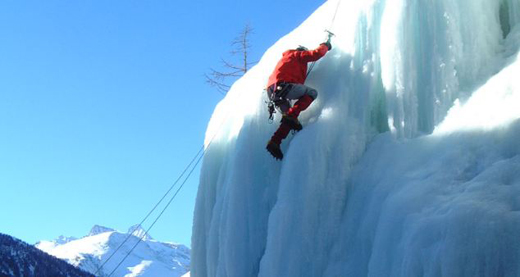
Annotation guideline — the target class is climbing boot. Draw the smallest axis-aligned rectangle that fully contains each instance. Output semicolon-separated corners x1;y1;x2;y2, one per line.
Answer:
282;114;302;131
266;140;283;160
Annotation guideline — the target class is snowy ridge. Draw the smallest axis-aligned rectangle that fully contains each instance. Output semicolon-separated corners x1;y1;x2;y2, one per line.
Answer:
88;225;115;237
127;224;153;241
37;225;190;277
192;0;520;276
0;233;93;277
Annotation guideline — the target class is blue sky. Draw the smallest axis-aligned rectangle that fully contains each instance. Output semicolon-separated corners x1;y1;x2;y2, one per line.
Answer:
0;0;324;246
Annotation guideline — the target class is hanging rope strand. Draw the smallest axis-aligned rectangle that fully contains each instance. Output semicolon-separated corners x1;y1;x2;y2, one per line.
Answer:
307;0;343;77
93;145;205;276
99;93;239;275
108;150;206;277
329;0;343;30
98;1;346;274
105;119;231;275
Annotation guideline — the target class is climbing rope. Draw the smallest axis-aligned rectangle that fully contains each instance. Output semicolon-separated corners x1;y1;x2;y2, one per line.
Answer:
100;125;226;276
107;149;205;277
329;0;343;31
97;93;240;275
93;146;204;276
307;0;343;77
96;1;346;274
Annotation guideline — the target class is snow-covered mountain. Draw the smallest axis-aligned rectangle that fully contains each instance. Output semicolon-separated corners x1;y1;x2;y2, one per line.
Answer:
87;225;115;237
127;224;153;241
0;233;94;277
192;0;520;276
36;225;190;277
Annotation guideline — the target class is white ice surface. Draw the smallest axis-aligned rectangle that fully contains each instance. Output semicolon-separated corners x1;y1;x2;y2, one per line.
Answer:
192;0;520;276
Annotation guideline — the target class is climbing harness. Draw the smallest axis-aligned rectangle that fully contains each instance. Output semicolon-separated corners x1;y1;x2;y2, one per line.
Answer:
95;2;348;274
266;83;292;122
266;0;343;122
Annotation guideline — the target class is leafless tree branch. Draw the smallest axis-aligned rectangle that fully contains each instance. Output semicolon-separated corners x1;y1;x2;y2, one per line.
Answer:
205;24;256;95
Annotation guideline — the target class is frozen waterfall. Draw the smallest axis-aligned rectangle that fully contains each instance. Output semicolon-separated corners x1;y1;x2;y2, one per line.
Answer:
192;0;520;276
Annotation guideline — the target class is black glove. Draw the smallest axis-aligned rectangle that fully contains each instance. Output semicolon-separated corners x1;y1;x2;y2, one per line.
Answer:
321;41;332;51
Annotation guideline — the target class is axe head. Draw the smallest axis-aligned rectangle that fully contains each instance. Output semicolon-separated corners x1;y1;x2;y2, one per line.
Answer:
325;30;336;38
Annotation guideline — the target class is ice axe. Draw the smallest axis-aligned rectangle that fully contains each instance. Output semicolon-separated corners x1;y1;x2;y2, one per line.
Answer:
325;29;335;42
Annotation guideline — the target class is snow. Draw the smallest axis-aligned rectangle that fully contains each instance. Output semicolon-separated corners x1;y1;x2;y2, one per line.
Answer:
88;225;115;237
37;225;189;277
41;232;111;264
435;31;520;134
192;0;520;276
126;260;152;277
127;224;153;241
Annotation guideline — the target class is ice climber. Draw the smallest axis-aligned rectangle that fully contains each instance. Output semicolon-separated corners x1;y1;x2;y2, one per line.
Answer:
265;39;332;160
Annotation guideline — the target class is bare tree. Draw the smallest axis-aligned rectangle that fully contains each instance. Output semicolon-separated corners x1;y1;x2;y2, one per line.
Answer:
205;24;255;94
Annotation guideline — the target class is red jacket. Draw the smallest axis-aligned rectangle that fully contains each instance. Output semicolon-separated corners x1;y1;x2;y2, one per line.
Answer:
267;44;328;88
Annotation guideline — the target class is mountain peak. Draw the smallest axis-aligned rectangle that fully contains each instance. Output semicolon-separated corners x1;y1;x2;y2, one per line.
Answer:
36;228;189;276
55;235;77;244
2;233;94;277
127;224;153;241
88;225;115;236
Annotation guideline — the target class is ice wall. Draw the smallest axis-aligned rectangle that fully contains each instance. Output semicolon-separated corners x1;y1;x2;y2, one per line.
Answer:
192;0;520;276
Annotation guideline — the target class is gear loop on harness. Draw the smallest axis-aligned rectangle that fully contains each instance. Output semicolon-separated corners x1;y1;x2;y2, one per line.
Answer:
266;82;293;122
